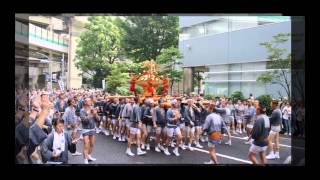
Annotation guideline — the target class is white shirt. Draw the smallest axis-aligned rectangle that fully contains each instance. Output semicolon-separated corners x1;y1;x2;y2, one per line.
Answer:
225;107;231;116
282;105;291;120
53;131;65;154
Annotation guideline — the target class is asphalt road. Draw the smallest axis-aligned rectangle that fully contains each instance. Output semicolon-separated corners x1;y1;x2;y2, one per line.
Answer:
68;129;293;165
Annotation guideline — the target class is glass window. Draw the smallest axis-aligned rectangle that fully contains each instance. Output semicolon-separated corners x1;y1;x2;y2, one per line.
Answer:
229;16;259;31
257;16;290;23
15;21;21;33
241;82;254;97
215;82;228;96
179;27;190;41
189;23;205;38
229;82;241;96
205;19;229;35
210;74;228;81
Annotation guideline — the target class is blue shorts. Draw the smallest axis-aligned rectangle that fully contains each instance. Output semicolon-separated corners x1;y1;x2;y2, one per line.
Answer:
111;118;118;125
208;138;219;148
82;130;95;136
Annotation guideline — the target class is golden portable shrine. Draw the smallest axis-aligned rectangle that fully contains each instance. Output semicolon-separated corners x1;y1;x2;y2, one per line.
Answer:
129;60;169;102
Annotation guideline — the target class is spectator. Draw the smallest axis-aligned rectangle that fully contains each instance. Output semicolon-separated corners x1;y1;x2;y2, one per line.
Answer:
54;93;67;115
40;118;79;164
62;98;82;156
282;102;292;136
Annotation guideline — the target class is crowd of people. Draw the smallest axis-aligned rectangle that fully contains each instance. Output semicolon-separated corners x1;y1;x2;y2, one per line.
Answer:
14;88;304;165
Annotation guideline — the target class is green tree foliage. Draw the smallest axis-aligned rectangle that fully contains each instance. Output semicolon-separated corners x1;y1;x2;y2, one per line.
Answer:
257;33;291;100
256;95;273;116
204;94;215;100
156;46;183;95
75;16;124;88
230;91;245;101
120;16;179;62
105;63;130;95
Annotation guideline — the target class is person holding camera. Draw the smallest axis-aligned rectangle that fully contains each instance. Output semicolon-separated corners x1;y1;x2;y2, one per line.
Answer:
27;94;50;164
40;118;79;164
62;98;82;156
54;93;67;116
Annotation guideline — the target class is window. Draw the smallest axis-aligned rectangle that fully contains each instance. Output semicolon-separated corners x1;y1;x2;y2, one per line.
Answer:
205;19;228;35
189;23;205;38
229;16;259;31
258;21;273;25
179;27;190;41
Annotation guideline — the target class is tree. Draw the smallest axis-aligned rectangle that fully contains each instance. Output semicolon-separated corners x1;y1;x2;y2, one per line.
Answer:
126;61;145;76
75;16;124;88
156;46;183;95
204;94;215;100
256;95;273;116
105;63;130;95
193;71;204;94
230;91;245;101
257;33;291;100
120;16;179;62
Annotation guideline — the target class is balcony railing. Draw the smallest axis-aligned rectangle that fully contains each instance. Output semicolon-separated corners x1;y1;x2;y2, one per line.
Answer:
15;20;69;48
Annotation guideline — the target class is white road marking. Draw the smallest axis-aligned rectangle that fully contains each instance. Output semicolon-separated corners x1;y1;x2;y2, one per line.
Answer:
279;136;291;140
230;133;292;140
192;147;252;164
228;135;293;148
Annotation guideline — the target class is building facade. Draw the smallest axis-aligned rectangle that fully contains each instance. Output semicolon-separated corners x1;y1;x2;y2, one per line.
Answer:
15;14;87;90
178;15;291;98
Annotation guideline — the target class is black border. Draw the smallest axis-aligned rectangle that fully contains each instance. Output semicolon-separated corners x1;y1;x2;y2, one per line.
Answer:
10;1;311;178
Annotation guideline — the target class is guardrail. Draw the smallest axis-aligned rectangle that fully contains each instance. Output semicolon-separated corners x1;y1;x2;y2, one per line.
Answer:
15;20;69;48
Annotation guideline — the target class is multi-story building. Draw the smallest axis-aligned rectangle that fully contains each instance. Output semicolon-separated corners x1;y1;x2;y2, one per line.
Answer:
178;15;291;98
15;14;87;90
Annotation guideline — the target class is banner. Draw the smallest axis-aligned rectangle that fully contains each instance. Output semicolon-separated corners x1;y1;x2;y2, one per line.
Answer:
58;80;64;92
47;83;52;94
102;79;105;90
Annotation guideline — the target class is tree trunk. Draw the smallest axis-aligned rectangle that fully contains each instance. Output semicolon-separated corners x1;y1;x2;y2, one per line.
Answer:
170;81;174;96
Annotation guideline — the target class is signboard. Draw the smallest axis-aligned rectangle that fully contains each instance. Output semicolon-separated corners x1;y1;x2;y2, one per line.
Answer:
58;80;64;91
43;72;50;81
52;73;57;82
47;83;52;94
102;79;105;90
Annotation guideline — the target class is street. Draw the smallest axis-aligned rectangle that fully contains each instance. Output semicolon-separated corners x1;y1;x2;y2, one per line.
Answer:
68;130;292;164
